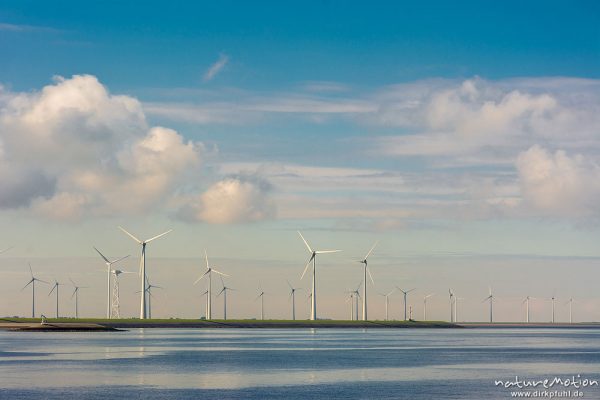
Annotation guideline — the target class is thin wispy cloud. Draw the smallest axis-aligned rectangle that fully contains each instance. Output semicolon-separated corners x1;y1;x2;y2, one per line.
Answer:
0;22;62;33
203;53;229;82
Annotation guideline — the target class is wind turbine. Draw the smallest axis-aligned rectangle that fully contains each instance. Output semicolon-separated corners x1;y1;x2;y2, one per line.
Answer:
355;242;377;321
351;283;361;321
396;287;415;321
298;231;341;321
69;278;88;318
93;246;129;319
565;297;574;324
110;268;134;319
48;280;63;318
255;286;266;320
379;289;395;321
217;277;235;320
522;296;538;323
22;263;48;318
345;292;355;320
144;278;163;319
449;289;455;322
423;293;434;321
194;250;228;320
551;292;557;323
200;289;209;319
118;226;172;319
287;280;302;320
482;287;494;323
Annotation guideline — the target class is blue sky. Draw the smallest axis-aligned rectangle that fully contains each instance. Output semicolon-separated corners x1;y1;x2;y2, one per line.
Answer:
0;1;599;321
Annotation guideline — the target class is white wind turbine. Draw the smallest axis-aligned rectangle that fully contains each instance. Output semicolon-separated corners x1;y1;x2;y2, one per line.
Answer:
69;278;88;319
200;289;209;319
346;291;356;320
22;263;48;318
217;277;235;320
48;280;63;318
449;289;455;322
287;280;302;320
565;297;574;324
194;250;229;320
144;278;163;319
354;242;377;321
423;293;434;321
351;283;361;321
118;226;172;319
522;295;538;323
93;246;129;319
482;287;494;323
255;286;266;320
298;231;341;321
379;288;395;321
396;287;415;321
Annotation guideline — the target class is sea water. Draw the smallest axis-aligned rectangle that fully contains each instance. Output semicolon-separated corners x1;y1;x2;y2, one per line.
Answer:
0;328;598;399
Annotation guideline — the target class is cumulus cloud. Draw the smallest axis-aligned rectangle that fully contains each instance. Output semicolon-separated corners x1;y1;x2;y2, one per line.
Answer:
0;75;204;220
179;176;276;224
203;53;229;82
516;145;600;218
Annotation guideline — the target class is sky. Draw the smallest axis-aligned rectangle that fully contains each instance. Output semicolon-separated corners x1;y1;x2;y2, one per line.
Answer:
1;1;599;322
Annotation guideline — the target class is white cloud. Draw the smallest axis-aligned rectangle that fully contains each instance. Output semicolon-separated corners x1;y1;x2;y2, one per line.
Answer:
203;53;229;82
180;176;275;224
0;75;204;220
516;145;600;218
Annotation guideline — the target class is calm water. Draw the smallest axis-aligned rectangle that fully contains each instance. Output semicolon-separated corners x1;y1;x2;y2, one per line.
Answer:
0;328;599;399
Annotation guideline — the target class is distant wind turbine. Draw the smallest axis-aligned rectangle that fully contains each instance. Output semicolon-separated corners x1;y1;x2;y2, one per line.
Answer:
355;241;377;321
110;269;134;319
93;246;129;319
565;297;574;324
118;226;172;319
194;250;228;320
449;289;454;322
22;263;48;318
217;276;235;320
423;293;434;321
298;231;341;321
48;280;63;318
199;289;209;318
396;287;416;321
255;286;266;320
145;277;163;319
379;288;395;321
482;287;494;323
287;280;302;320
522;296;538;323
69;278;88;318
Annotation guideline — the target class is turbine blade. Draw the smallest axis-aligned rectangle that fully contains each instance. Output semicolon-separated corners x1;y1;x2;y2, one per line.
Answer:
93;246;111;263
28;263;33;278
217;287;225;297
297;231;313;253
145;229;172;243
21;279;33;291
300;255;314;280
367;267;375;285
0;246;13;254
193;270;210;285
407;288;416;293
205;249;209;269
110;254;130;265
286;279;293;290
48;285;56;296
118;226;142;244
71;288;77;299
315;250;341;254
364;241;378;260
212;269;229;277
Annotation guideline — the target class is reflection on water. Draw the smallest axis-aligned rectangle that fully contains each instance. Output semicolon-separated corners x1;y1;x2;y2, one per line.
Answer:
0;328;599;399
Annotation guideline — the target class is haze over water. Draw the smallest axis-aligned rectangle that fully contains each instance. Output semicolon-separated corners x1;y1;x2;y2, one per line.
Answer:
1;328;598;399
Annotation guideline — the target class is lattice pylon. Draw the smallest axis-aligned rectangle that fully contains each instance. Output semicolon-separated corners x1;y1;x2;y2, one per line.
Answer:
110;271;121;319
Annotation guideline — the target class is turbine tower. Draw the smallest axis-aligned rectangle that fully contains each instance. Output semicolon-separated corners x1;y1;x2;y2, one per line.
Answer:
379;289;395;321
355;242;377;321
523;296;537;323
217;277;235;320
48;280;63;318
423;293;434;321
298;231;341;321
93;246;129;319
483;287;494;323
454;296;465;322
22;263;48;318
449;289;455;322
69;278;88;318
287;280;301;320
118;226;172;319
551;292;556;323
110;269;134;319
396;287;415;321
194;250;228;320
200;289;209;318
